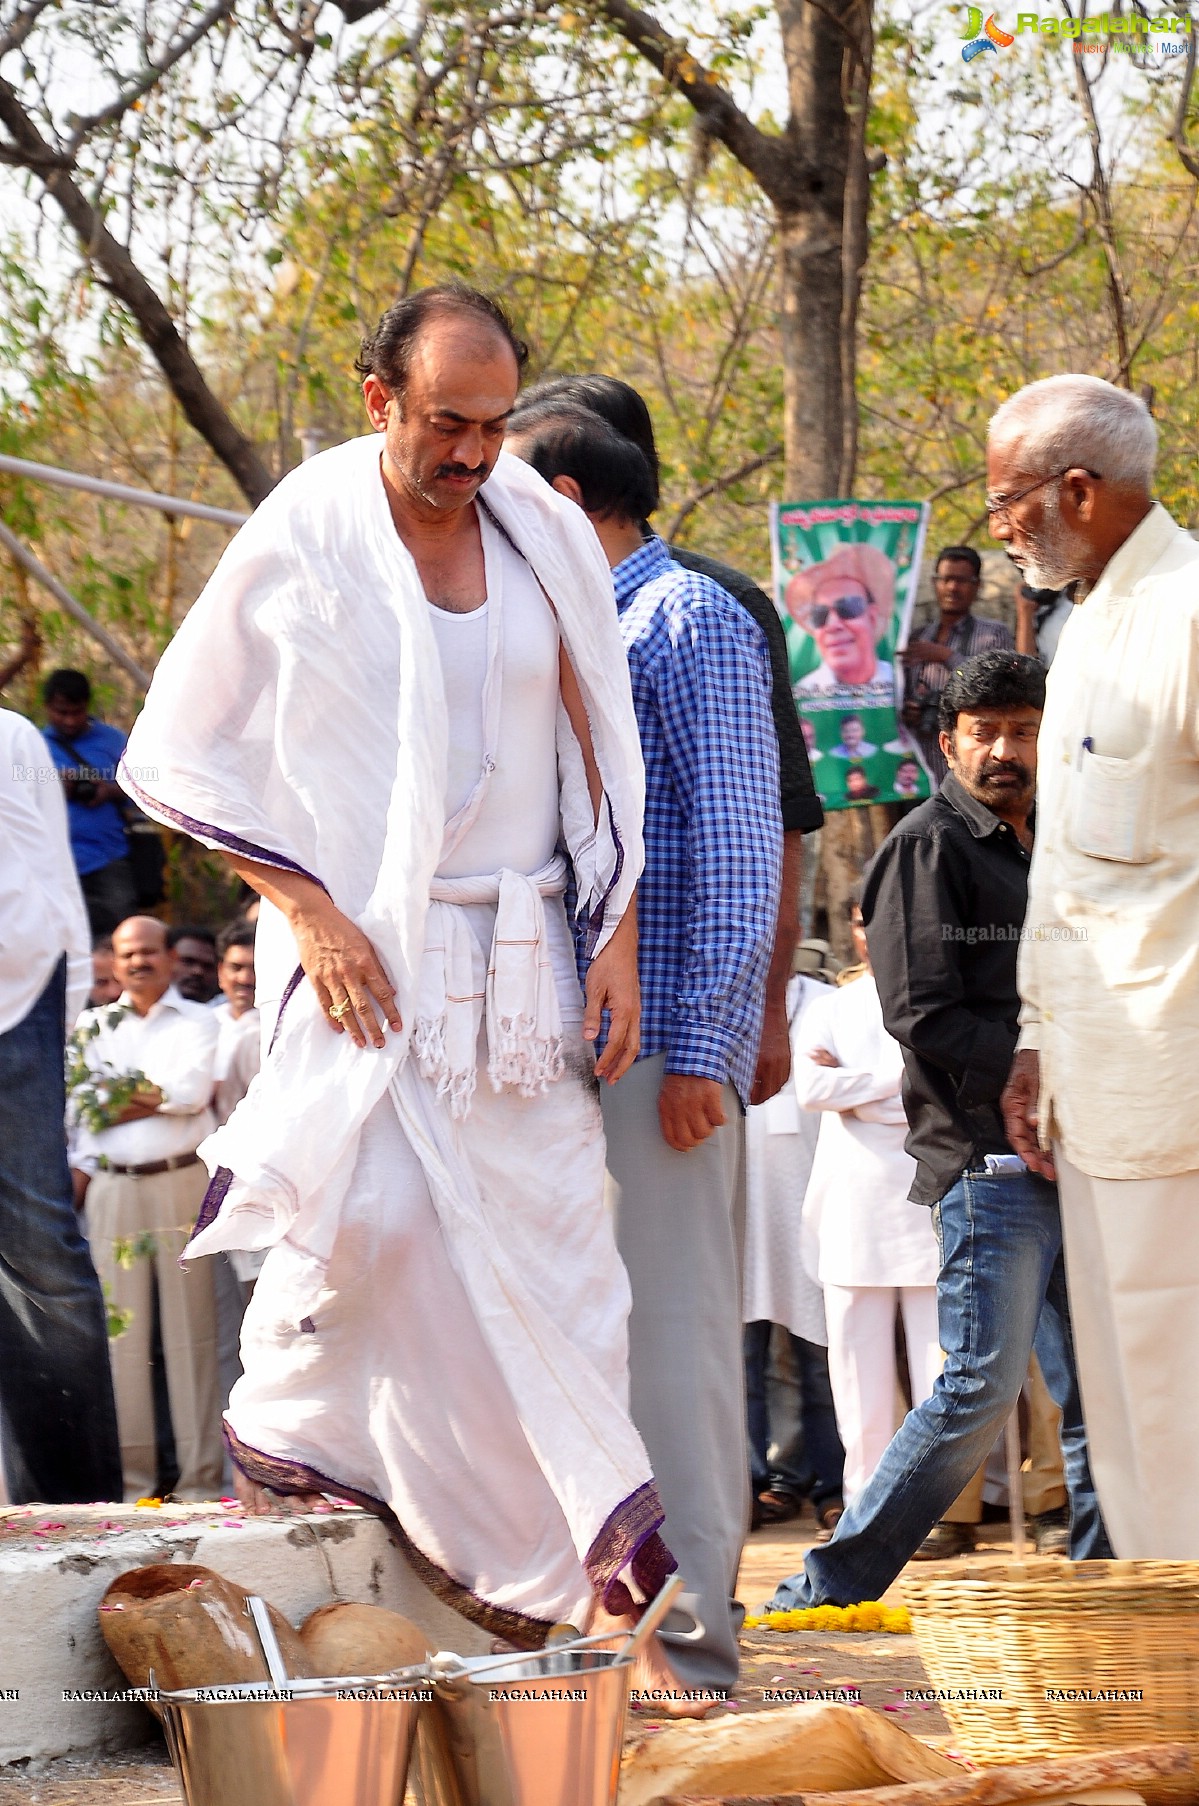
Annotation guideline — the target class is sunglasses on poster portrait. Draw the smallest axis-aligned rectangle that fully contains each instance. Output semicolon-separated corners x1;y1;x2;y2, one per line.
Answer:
807;591;873;628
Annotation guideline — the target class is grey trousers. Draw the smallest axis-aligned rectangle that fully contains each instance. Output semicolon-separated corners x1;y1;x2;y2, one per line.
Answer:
602;1053;748;1691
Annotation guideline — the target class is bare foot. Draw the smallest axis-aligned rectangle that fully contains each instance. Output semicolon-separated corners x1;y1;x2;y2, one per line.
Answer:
233;1466;327;1517
587;1602;715;1719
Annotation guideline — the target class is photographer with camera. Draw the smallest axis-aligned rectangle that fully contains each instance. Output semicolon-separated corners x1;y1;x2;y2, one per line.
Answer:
42;669;140;935
899;548;1013;790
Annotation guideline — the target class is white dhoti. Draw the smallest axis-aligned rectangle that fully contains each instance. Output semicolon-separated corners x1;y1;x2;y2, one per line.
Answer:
227;893;653;1637
1055;1150;1199;1559
120;439;669;1640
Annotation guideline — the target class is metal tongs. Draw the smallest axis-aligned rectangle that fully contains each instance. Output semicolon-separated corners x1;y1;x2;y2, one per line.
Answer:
428;1573;690;1686
240;1578;697;1695
244;1595;432;1695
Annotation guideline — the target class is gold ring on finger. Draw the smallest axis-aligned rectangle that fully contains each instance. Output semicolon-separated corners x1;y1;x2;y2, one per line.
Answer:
330;998;353;1021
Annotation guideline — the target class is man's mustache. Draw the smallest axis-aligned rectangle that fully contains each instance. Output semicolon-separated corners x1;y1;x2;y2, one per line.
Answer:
436;461;487;481
979;761;1031;785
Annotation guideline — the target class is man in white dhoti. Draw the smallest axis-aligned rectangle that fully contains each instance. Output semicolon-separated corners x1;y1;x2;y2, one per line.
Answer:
120;283;678;1652
994;375;1199;1558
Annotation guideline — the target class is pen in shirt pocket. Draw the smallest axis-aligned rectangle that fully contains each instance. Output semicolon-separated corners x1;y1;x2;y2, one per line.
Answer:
1076;735;1094;769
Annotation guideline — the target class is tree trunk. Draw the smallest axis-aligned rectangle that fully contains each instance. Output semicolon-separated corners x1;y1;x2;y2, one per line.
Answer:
770;0;877;951
774;0;872;498
777;211;847;501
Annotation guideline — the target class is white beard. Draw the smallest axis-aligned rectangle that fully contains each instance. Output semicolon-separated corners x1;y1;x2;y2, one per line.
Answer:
1017;488;1086;590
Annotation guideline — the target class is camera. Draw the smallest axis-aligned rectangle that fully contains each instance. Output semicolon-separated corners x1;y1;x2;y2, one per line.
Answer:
65;770;99;804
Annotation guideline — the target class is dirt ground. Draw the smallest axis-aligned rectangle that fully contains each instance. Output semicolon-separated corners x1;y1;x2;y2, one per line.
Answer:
0;1506;1033;1804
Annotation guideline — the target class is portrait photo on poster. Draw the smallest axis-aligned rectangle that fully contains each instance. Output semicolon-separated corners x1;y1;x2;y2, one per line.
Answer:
771;499;933;811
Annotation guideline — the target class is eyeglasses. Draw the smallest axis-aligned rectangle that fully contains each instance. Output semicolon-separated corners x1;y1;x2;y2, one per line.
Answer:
808;594;870;628
984;468;1101;523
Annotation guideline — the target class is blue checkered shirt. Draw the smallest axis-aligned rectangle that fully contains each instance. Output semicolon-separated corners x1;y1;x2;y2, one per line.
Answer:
600;536;782;1104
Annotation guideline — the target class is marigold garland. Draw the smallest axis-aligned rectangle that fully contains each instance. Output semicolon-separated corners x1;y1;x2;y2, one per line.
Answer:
744;1602;912;1634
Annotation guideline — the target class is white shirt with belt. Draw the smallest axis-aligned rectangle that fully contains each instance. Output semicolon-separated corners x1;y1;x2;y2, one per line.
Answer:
71;985;219;1174
794;973;939;1289
1018;502;1199;1180
0;708;91;1034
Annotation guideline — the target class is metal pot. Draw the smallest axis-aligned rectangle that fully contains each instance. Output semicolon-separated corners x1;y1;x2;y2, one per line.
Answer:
418;1645;631;1806
158;1671;430;1806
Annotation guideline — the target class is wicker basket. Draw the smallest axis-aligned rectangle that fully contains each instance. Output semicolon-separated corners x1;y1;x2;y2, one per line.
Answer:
902;1560;1199;1800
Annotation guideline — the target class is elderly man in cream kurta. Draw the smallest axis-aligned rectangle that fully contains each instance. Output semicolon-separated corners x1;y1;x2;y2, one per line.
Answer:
992;374;1199;1559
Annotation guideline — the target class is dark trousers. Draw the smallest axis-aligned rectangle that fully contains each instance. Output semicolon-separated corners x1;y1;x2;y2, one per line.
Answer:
745;1320;845;1507
0;958;122;1501
80;855;138;937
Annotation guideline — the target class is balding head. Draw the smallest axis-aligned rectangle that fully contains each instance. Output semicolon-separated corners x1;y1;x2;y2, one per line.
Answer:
986;375;1156;590
111;916;173;1013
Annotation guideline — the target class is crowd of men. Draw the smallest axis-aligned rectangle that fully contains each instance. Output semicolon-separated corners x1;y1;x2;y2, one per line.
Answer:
1;289;1195;1701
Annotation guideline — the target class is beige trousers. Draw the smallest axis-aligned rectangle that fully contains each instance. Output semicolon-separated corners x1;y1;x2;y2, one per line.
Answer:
942;1353;1066;1523
86;1162;223;1501
1055;1150;1199;1558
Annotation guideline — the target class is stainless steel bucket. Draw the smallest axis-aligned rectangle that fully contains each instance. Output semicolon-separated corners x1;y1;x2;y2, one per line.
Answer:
158;1672;429;1806
419;1646;630;1806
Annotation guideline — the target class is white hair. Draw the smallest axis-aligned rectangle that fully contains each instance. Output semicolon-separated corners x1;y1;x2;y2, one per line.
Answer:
988;375;1156;489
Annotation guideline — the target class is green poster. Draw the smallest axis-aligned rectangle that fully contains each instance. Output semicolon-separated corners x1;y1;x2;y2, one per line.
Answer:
770;498;932;812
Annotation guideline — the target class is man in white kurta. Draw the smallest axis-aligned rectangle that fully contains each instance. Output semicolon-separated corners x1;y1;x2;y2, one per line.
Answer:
71;919;223;1500
743;965;844;1529
120;286;675;1645
992;374;1199;1558
794;926;940;1504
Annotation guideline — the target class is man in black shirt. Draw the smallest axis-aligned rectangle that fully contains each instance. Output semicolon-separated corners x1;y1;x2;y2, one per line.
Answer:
517;374;824;1105
768;651;1108;1609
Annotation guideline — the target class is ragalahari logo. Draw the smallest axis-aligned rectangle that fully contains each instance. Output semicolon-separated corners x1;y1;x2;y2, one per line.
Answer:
960;5;1016;56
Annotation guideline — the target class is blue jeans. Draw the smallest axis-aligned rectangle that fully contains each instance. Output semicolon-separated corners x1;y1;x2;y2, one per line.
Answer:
769;1167;1111;1608
745;1322;844;1506
0;959;122;1501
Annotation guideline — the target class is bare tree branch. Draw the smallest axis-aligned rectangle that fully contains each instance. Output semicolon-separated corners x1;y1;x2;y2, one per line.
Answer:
585;0;792;201
665;443;783;541
63;0;237;157
1018;192;1089;278
1170;16;1199;181
0;0;58;62
0;72;275;504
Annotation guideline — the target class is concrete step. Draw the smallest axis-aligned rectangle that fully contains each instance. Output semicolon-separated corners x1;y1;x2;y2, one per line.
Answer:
0;1501;489;1768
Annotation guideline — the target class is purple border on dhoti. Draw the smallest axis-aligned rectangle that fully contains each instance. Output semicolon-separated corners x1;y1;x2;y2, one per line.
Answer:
223;1423;558;1648
191;1164;233;1241
267;963;306;1054
584;1478;677;1615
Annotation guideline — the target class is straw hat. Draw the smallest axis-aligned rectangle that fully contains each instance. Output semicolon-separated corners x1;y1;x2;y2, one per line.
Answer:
783;544;898;639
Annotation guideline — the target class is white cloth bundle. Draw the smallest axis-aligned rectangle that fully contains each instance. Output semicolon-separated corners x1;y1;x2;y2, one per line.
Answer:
413;857;567;1116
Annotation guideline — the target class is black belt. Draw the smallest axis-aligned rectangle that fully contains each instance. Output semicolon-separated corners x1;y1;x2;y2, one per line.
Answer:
104;1151;202;1178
